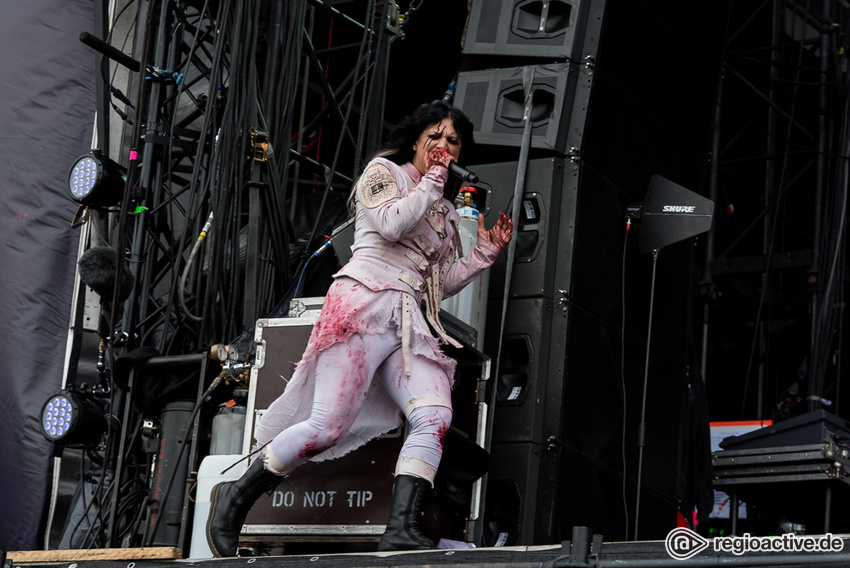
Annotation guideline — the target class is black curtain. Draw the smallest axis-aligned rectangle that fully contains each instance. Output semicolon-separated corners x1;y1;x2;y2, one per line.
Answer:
0;0;94;551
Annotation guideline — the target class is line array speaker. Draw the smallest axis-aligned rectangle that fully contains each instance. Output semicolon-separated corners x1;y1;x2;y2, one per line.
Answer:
483;296;691;543
464;0;583;59
455;63;578;152
474;157;568;300
462;0;724;546
483;441;550;547
485;297;558;444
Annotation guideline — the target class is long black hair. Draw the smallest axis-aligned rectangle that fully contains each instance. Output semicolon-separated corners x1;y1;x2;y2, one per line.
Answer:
349;102;476;212
376;101;475;167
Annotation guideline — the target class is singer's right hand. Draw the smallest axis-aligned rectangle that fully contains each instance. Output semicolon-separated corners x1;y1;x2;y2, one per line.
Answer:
427;147;455;169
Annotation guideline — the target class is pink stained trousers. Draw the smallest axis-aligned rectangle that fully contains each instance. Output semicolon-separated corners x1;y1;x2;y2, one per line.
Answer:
266;324;453;483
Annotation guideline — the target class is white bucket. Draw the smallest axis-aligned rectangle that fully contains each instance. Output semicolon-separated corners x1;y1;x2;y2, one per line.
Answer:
188;454;245;558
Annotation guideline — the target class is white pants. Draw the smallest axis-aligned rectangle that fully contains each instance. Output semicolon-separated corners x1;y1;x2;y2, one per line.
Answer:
266;326;452;484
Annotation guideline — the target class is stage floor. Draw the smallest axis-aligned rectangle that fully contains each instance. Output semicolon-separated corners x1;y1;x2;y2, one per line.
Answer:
8;535;850;568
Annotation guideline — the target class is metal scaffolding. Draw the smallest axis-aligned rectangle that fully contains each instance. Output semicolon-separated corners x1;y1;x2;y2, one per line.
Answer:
703;0;850;421
56;0;400;551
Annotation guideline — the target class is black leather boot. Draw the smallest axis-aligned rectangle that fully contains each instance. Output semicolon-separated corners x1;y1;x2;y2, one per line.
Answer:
377;474;435;551
205;458;283;557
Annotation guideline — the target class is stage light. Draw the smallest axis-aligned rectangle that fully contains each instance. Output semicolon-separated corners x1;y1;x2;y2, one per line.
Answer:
67;150;126;207
40;389;107;447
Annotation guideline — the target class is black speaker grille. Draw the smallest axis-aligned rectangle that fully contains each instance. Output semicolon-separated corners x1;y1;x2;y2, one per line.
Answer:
554;302;686;541
464;0;581;58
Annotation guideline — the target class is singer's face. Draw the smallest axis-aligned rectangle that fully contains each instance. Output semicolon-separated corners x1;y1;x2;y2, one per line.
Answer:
412;118;462;175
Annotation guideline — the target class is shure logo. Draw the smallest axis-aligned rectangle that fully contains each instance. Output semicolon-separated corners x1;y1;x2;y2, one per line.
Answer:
662;205;696;213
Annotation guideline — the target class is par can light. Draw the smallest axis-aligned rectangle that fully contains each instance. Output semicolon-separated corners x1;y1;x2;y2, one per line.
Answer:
40;389;107;447
67;150;126;207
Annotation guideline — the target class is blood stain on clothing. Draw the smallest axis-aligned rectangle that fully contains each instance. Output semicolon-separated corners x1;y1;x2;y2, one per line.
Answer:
431;416;450;445
307;290;369;353
298;431;324;459
390;365;404;388
298;442;326;460
347;345;369;386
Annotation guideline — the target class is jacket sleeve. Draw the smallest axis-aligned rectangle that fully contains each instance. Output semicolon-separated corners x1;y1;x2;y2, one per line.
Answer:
359;163;448;242
442;229;501;299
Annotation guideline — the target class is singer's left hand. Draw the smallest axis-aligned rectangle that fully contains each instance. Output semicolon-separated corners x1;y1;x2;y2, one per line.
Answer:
478;211;514;250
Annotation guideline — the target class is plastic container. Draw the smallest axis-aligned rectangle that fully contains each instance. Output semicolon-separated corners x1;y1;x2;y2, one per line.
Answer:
209;388;247;455
442;188;490;348
188;454;245;558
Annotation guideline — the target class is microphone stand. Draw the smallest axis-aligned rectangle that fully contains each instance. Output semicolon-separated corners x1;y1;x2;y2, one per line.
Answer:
633;247;659;541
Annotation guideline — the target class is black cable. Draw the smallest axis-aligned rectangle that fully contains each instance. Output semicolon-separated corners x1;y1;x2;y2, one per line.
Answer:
127;450;155;547
257;5;302;292
103;413;150;546
115;490;148;541
67;449;97;547
222;1;248;339
196;0;247;342
809;67;850;408
156;0;212;354
195;0;233;346
620;220;631;541
738;0;810;419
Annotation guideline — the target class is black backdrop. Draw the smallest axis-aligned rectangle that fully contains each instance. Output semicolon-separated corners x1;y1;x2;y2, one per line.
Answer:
0;0;94;551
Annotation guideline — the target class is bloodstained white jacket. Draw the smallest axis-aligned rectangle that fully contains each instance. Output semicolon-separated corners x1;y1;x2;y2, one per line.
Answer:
335;157;500;344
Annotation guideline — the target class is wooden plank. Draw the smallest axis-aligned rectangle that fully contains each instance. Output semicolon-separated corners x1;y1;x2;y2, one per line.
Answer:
7;547;182;563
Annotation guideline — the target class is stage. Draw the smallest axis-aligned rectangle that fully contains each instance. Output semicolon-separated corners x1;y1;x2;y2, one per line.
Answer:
4;0;850;561
7;535;850;568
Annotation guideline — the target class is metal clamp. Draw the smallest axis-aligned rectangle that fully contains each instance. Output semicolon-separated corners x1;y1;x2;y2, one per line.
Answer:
557;289;569;312
826;461;846;479
567;146;581;171
385;2;401;34
249;128;269;163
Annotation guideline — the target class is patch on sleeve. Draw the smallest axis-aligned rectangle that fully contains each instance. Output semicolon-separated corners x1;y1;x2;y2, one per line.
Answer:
359;164;398;208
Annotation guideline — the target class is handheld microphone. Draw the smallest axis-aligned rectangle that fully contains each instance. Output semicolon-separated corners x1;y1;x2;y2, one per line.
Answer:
449;162;479;184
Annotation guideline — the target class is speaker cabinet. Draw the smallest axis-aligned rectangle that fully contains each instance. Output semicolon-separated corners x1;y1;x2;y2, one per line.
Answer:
475;157;569;300
486;441;683;546
455;63;578;152
548;301;687;542
483;297;688;543
464;0;583;58
485;297;558;444
483;442;552;546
